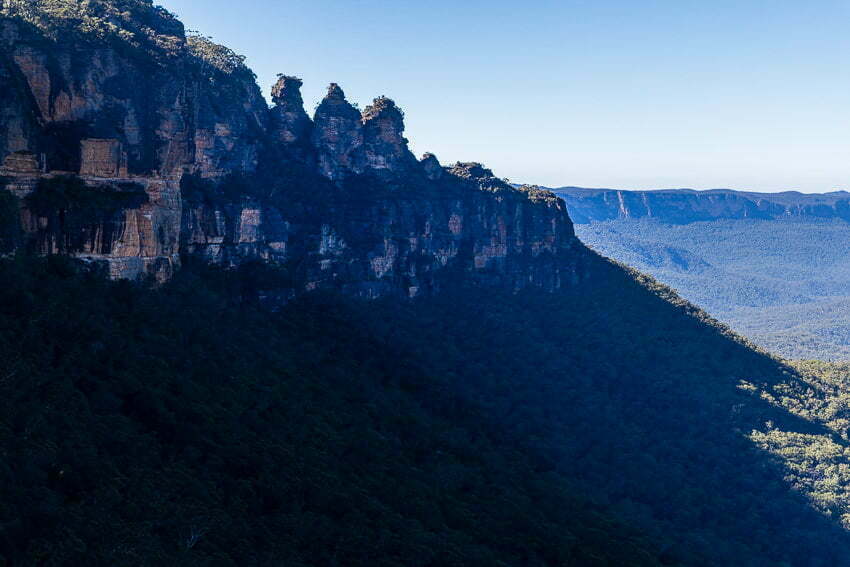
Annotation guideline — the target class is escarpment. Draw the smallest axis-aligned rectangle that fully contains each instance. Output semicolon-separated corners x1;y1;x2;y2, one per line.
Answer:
0;2;579;297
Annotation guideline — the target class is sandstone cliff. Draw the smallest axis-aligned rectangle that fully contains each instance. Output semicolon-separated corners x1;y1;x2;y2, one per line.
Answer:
0;0;579;297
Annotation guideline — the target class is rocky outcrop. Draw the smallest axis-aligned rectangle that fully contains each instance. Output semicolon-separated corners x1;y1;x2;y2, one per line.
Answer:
421;153;443;181
270;75;312;157
360;96;417;177
0;3;581;298
311;84;364;181
308;89;417;181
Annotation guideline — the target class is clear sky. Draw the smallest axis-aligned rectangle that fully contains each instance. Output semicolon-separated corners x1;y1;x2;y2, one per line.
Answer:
161;0;850;192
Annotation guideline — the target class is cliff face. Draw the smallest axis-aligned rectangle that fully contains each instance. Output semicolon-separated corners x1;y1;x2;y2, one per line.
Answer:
556;187;850;224
0;2;579;297
0;18;266;179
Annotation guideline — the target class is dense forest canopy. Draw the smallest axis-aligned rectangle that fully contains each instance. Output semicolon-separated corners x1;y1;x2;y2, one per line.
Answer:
1;0;183;53
3;251;850;565
1;0;253;79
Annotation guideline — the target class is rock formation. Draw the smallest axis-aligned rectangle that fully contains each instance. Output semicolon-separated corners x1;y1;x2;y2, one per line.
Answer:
0;3;580;298
311;83;365;181
360;96;417;177
421;153;443;181
270;75;313;156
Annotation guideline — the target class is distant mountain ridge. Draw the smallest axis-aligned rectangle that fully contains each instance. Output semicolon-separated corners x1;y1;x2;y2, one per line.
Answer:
545;185;850;359
550;186;850;224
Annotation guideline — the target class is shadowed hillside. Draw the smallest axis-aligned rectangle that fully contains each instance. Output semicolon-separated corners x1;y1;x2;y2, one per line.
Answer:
2;251;850;565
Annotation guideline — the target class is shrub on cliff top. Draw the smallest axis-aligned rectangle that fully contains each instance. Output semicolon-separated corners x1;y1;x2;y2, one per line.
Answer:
186;33;253;77
517;184;562;205
2;0;184;58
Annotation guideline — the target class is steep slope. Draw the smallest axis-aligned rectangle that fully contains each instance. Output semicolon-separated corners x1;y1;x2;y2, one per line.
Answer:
4;254;850;565
0;256;666;567
554;187;850;359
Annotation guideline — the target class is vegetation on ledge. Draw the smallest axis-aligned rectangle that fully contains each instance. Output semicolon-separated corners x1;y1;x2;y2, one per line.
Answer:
1;0;185;58
187;34;255;78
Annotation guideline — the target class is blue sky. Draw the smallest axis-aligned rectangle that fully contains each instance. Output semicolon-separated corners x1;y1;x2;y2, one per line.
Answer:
161;0;850;192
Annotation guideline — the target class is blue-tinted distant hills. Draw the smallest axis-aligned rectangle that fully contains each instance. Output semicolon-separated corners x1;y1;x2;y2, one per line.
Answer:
547;186;850;360
553;186;850;224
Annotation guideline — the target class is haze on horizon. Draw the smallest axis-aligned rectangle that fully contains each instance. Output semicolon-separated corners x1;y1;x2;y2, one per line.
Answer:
162;0;850;194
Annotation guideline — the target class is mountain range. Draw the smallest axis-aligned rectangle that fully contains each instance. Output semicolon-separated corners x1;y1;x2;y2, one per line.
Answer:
557;187;850;224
